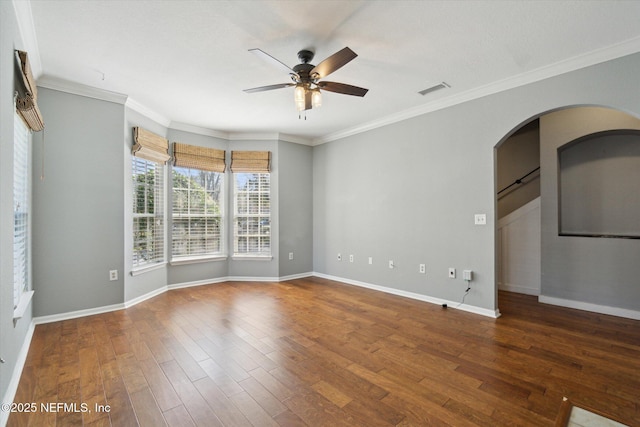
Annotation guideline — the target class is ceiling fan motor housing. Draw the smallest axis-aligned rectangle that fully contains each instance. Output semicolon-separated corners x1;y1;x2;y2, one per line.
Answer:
297;49;314;64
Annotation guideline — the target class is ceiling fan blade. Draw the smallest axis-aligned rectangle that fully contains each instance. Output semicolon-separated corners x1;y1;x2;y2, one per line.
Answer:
249;48;297;77
310;47;357;79
243;83;295;93
317;81;368;97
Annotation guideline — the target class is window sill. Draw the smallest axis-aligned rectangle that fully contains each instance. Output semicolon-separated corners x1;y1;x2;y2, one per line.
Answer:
13;290;34;320
231;255;273;261
170;255;228;266
130;262;167;276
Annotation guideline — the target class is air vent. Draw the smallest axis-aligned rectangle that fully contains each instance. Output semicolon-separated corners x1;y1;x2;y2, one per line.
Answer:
418;82;450;96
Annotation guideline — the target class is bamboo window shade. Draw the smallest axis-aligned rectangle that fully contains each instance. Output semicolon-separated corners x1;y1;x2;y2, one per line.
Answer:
14;50;44;132
230;151;271;173
173;143;226;172
132;127;170;164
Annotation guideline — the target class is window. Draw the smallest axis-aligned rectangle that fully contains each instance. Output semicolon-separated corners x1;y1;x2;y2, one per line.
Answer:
132;157;165;268
14;112;30;311
172;167;224;259
233;173;271;256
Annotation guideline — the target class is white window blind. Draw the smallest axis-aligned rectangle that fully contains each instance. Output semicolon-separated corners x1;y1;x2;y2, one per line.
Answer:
172;167;224;259
233;173;271;256
132;156;165;268
14;112;30;309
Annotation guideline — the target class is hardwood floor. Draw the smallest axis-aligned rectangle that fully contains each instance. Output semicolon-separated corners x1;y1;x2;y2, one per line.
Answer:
7;277;640;426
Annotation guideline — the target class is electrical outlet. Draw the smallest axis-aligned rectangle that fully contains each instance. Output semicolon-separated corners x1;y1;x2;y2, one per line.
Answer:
389;260;394;269
448;268;456;279
474;214;487;225
349;254;354;263
109;270;118;281
368;257;373;265
289;252;294;260
337;253;342;261
419;264;426;274
463;270;473;281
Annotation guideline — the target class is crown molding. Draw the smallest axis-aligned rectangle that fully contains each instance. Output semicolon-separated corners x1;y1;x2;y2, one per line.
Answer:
17;0;640;146
169;121;230;140
228;132;313;146
12;0;42;78
314;36;640;145
37;75;128;105
125;98;171;127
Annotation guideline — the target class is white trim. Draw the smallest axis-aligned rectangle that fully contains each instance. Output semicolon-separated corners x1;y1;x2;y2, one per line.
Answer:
1;320;35;427
498;282;540;296
169;121;230;140
13;290;34;320
170;255;228;266
130;262;166;276
124;286;168;308
226;276;279;282
538;295;640;321
279;272;313;281
312;272;501;318
228;132;313;146
497;197;541;228
37;75;128;105
168;277;229;290
12;0;42;78
231;255;273;261
313;36;640;145
125;98;171;127
33;302;125;325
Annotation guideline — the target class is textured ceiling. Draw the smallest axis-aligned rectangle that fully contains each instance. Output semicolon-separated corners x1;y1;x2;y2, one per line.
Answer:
20;0;640;143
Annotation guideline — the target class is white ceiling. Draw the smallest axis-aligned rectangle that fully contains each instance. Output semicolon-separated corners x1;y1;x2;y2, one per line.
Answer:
19;0;640;144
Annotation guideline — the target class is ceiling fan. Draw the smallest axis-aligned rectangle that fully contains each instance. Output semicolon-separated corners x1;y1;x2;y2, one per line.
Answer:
243;47;368;112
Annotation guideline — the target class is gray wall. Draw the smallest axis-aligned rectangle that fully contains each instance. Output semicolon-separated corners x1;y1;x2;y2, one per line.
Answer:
558;130;640;237
278;140;313;277
0;0;34;408
32;88;125;316
496;121;540;218
540;107;640;310
313;52;640;314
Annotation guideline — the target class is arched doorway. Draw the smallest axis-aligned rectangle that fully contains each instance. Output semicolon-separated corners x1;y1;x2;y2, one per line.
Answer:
494;106;640;318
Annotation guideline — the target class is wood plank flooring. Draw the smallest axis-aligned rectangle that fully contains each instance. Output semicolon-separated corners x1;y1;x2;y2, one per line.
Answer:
7;277;640;426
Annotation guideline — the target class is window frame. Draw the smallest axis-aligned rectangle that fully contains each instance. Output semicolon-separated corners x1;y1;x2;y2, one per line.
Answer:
232;172;271;258
13;111;34;319
132;155;166;271
171;166;225;262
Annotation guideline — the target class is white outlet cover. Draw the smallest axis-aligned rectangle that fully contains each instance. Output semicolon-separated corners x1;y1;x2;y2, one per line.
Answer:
448;268;456;278
474;214;487;225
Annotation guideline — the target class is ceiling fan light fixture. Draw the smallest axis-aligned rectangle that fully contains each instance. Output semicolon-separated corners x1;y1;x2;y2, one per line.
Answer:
311;88;322;108
294;84;306;111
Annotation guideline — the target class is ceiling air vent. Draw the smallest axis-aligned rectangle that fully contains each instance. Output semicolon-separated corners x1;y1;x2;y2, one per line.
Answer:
418;82;450;96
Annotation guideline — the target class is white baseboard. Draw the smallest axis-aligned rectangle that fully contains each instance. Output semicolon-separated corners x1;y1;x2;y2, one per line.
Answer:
279;272;314;281
33;302;125;325
498;282;540;296
538;295;640;321
313;272;501;319
1;320;35;427
124;286;168;308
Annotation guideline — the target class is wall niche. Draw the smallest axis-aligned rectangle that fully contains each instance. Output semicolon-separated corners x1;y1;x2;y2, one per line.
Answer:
558;129;640;238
